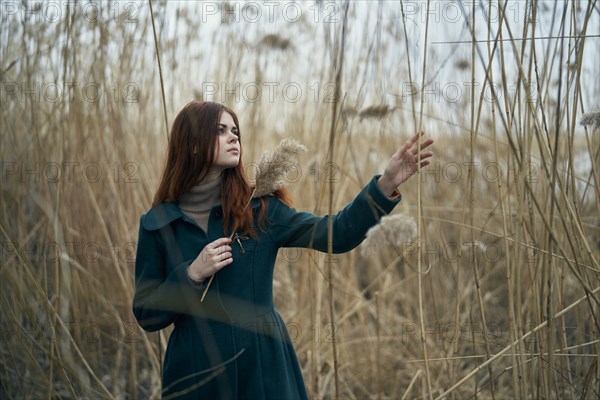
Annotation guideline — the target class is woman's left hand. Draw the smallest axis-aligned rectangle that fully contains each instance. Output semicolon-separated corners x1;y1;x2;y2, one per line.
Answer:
376;131;434;197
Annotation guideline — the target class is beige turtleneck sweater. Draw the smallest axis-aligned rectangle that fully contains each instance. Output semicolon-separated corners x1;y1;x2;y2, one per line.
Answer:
177;174;222;233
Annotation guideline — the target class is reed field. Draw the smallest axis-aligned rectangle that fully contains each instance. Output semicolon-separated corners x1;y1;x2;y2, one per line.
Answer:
1;0;599;398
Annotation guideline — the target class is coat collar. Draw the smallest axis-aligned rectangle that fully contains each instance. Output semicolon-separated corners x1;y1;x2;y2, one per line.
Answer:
142;197;263;231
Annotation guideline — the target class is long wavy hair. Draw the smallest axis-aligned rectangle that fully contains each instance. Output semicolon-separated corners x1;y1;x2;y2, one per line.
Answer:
152;100;293;238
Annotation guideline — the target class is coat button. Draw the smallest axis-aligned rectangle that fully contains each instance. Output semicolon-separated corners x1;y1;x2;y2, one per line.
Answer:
214;210;222;218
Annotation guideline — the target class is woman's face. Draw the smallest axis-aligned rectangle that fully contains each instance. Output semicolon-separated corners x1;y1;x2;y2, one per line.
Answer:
212;111;240;170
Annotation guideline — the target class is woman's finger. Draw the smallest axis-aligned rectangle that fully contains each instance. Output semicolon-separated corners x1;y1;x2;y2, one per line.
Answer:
408;131;425;146
394;140;412;159
394;132;431;161
207;238;231;254
216;258;234;268
405;132;429;154
415;151;434;160
207;245;229;257
211;247;231;258
212;237;232;247
418;138;434;150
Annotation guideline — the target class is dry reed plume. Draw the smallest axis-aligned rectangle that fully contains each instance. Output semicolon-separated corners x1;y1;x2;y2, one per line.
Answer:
580;111;600;131
252;138;307;198
360;213;418;257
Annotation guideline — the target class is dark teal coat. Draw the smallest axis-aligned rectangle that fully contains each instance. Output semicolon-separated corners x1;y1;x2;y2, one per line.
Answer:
133;174;402;399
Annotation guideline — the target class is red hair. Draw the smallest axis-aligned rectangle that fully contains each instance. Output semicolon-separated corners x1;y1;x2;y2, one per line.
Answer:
153;100;293;239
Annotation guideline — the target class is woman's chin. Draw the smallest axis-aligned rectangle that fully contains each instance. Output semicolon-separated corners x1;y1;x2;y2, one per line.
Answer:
223;162;240;170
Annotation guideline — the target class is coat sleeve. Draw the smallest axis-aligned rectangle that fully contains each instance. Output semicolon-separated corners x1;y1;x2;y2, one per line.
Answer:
132;217;208;332
266;174;402;253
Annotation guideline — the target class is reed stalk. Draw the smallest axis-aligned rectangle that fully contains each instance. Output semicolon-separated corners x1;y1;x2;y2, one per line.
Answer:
416;0;433;398
325;2;350;397
436;286;600;399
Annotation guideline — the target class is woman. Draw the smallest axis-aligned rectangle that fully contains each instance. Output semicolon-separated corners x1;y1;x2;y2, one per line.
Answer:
133;100;434;399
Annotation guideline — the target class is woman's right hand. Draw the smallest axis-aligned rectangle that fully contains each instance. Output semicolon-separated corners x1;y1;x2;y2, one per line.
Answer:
187;237;233;284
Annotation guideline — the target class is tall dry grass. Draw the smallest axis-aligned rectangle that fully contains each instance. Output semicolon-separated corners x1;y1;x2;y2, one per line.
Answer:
1;1;599;399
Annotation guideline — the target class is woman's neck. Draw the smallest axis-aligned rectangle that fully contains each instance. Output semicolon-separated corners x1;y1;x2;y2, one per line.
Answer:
177;174;221;232
201;167;223;184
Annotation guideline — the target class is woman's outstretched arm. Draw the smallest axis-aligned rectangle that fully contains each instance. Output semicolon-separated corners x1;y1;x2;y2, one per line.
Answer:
266;131;434;253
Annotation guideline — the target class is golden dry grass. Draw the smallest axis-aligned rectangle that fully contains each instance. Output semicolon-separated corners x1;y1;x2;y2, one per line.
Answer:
1;1;599;399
